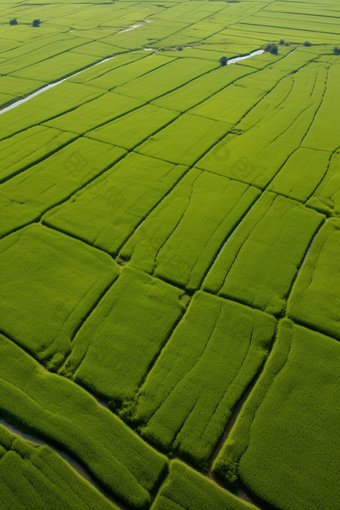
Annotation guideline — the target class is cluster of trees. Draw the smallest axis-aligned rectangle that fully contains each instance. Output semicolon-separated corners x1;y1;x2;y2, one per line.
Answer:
9;18;41;26
279;39;290;46
264;43;278;54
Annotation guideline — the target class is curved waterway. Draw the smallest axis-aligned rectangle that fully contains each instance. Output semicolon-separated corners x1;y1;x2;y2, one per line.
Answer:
0;48;264;115
228;49;264;65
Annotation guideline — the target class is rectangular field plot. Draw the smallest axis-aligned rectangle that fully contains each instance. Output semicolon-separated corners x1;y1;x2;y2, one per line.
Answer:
87;54;175;90
69;51;147;85
151;64;255;113
0;426;118;510
136;113;231;166
213;320;340;510
0;76;46;99
0;82;103;141
190;69;285;125
0;224;118;367
61;266;185;404
197;63;328;188
119;169;260;292
287;219;340;341
0;335;168;510
268;148;332;203
306;149;340;217
126;292;276;468
151;461;257;510
302;65;340;152
11;51;98;83
43;153;187;256
0;138;125;237
0;126;77;183
86;104;179;149
44;92;144;134
114;58;218;102
203;192;325;316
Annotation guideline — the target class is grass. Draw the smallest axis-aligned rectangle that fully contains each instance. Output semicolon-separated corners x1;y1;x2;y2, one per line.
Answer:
0;137;125;237
124;292;276;468
43;152;187;256
0;425;118;510
203;192;325;316
213;320;340;510
287;219;340;340
119;169;260;292
0;224;118;368
0;334;168;510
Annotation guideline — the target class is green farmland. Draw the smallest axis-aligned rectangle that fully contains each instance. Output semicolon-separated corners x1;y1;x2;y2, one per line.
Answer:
0;0;339;509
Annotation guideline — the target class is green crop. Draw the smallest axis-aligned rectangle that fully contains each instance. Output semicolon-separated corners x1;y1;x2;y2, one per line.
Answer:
197;62;328;188
287;219;340;340
302;64;340;152
0;137;126;237
60;266;186;405
114;58;218;102
213;320;340;510
306;149;340;217
120;169;260;292
268;148;331;203
190;69;285;125
136;113;231;166
0;126;77;182
151;460;257;510
44;153;187;256
86;104;179;150
0;334;168;509
88;54;175;90
127;292;276;468
44;92;144;135
0;224;119;368
0;426;118;510
204;192;325;316
0;82;103;141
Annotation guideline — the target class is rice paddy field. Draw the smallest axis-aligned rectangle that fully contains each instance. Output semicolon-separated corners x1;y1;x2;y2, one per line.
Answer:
0;1;339;509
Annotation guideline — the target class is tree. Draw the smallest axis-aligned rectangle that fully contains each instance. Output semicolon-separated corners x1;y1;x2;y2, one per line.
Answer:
334;46;340;55
9;18;18;25
219;56;228;66
304;41;312;47
264;43;278;55
32;19;41;27
279;39;285;45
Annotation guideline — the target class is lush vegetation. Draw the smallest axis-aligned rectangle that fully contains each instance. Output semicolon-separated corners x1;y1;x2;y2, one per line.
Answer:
213;320;340;510
124;292;276;468
1;0;339;509
0;426;119;510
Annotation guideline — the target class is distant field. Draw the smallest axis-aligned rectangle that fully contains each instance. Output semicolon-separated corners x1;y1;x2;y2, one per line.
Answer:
0;0;339;509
